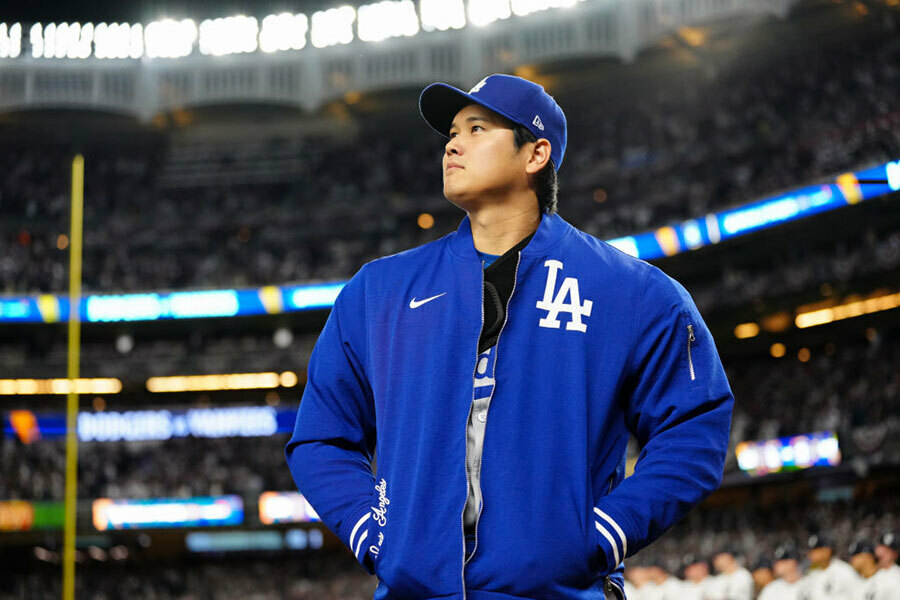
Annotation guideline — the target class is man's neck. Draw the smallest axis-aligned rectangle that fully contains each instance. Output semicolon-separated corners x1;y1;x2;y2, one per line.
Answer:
468;203;541;256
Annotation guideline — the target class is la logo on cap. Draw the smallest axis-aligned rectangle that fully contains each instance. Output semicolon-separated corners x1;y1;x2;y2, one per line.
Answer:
469;78;488;94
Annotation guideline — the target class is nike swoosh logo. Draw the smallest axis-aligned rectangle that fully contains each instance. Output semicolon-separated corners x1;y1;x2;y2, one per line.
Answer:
409;293;447;309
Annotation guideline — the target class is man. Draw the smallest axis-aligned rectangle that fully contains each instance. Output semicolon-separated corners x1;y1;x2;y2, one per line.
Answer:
875;531;900;575
285;73;734;599
751;558;775;597
625;565;653;600
681;554;714;600
850;539;900;600
800;533;859;600
708;548;753;600
760;545;804;600
643;560;685;600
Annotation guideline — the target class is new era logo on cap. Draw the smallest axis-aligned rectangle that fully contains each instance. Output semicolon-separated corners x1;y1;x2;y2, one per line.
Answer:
419;73;568;170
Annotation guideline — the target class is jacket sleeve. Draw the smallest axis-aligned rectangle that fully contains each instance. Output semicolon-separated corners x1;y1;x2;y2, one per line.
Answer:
284;267;378;574
592;266;734;574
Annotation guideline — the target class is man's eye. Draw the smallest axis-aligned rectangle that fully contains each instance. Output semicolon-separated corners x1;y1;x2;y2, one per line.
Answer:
471;125;483;132
449;131;457;138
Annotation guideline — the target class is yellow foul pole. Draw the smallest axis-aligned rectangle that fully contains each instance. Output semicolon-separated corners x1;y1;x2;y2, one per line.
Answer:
63;154;84;600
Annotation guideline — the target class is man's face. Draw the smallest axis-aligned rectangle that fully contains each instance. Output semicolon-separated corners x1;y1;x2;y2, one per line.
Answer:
752;567;774;589
851;552;876;577
875;544;898;569
773;558;797;579
684;562;709;583
442;104;531;209
807;546;832;568
712;553;732;573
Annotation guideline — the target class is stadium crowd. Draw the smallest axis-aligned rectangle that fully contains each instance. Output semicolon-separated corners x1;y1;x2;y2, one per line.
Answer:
0;22;898;295
2;555;377;600
3;329;898;500
3;503;898;599
624;525;900;599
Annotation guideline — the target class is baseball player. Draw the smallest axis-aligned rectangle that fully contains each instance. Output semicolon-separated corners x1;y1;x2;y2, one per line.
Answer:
850;539;900;600
799;533;860;600
875;531;900;574
751;558;775;596
285;73;734;599
759;544;804;600
708;548;753;600
642;561;685;600
681;554;714;600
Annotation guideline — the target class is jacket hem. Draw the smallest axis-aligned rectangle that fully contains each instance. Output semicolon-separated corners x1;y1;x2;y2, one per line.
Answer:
467;590;608;600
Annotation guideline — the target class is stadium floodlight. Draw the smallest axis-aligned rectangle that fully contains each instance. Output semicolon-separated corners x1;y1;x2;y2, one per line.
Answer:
0;23;22;58
72;22;95;59
29;23;42;58
38;22;93;59
467;0;511;26
310;5;356;48
129;23;143;58
145;18;197;58
420;0;465;31
510;0;581;17
94;23;143;59
358;0;419;42
259;13;308;52
199;15;258;56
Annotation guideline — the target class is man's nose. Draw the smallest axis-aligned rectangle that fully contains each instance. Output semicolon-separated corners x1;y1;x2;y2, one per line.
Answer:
445;137;462;156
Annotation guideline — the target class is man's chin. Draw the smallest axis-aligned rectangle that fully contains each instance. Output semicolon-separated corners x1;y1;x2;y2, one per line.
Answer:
443;187;474;212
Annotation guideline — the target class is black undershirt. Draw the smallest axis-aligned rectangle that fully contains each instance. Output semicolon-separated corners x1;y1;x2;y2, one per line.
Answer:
478;232;535;353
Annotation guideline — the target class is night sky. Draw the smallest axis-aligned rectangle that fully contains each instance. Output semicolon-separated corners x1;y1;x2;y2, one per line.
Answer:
1;0;367;24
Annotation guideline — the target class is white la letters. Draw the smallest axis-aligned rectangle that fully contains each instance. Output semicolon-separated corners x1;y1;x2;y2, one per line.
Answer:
536;259;592;332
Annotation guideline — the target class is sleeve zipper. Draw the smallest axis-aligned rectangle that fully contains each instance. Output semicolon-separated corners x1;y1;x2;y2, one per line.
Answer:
686;324;696;381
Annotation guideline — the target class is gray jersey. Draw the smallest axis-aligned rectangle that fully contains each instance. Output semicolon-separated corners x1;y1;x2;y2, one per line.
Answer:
857;567;900;600
758;579;801;600
799;559;860;600
707;569;753;600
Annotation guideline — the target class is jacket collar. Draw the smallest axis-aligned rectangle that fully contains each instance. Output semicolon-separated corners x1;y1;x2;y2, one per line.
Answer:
448;211;573;260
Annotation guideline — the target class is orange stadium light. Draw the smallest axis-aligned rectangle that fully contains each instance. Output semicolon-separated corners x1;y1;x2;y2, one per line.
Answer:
733;322;760;339
0;378;122;395
795;290;900;329
146;371;299;393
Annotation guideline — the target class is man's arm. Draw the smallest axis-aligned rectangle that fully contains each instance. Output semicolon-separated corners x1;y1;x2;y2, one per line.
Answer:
593;266;734;574
284;268;378;573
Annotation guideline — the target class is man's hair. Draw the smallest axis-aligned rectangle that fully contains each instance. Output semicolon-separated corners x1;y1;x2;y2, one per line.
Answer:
512;124;559;215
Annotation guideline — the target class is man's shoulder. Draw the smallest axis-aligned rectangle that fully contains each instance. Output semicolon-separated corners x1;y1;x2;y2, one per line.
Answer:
565;224;687;297
364;232;450;273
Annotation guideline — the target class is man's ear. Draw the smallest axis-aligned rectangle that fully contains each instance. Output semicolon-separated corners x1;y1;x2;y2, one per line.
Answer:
525;139;552;174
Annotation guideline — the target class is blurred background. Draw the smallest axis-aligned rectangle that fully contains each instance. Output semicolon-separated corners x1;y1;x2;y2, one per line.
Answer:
1;0;899;598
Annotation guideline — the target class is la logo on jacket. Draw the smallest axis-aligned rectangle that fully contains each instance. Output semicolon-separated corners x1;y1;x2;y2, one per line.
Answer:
536;259;592;332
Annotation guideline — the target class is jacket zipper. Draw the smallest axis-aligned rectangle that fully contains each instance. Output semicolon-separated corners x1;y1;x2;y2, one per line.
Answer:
464;250;521;569
686;324;696;381
460;264;486;600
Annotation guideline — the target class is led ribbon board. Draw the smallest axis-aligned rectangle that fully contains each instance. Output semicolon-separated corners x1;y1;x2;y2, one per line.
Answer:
606;159;898;260
258;492;321;524
0;501;65;531
2;159;898;323
3;406;297;440
92;496;243;530
736;431;841;477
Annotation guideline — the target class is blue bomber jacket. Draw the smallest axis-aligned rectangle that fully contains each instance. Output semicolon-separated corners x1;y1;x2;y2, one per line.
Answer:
285;212;734;599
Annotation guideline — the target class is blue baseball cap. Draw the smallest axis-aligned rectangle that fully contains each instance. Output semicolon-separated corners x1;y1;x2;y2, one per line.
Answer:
419;73;567;170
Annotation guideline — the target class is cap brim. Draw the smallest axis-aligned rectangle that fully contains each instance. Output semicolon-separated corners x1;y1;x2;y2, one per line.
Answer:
419;83;480;137
419;82;523;138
